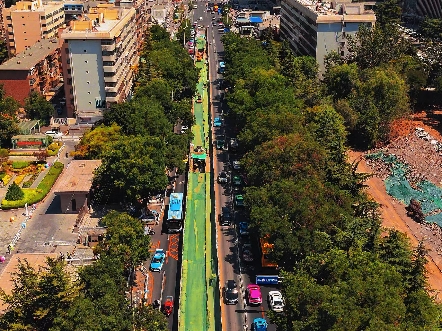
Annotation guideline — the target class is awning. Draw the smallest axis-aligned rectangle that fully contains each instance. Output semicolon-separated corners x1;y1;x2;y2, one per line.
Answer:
249;17;263;23
191;153;206;160
236;17;249;23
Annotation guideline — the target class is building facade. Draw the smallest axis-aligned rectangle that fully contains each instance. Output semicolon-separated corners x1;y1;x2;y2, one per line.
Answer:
115;0;149;54
60;6;137;120
0;39;62;105
3;0;64;56
281;0;376;74
403;0;442;19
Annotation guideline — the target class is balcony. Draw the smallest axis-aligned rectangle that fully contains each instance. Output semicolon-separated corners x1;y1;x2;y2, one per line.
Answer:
102;53;116;61
102;44;116;51
104;75;118;83
103;65;115;73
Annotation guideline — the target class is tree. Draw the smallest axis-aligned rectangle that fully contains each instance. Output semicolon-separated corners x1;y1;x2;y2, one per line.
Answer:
133;306;169;331
0;85;20;147
92;135;168;205
24;92;54;125
0;258;78;331
418;18;442;39
323;63;360;101
0;39;9;65
346;24;413;70
374;0;402;27
97;211;151;267
5;182;24;201
71;123;122;160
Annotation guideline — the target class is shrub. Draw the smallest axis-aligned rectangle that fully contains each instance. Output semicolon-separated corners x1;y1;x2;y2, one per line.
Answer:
47;142;62;156
2;174;12;186
1;162;64;209
22;173;39;188
5;182;24;201
14;174;26;185
12;161;30;169
0;172;6;180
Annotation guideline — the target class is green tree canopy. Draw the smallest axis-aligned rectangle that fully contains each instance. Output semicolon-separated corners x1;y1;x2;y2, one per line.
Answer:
72;123;122;160
24;92;54;126
92;135;168;205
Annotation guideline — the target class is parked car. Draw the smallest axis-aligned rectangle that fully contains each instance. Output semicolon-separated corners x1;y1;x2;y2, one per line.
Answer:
242;244;254;262
239;221;249;236
216;139;225;150
247;284;262;305
45;130;63;139
252;318;268;331
224;279;239;304
232;175;242;187
234;194;245;208
220;206;232;226
213;117;223;127
230;138;238;152
150;249;166;272
232;160;241;170
268;291;285;312
218;171;228;184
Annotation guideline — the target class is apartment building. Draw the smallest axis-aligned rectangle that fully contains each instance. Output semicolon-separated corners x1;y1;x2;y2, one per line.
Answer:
0;39;62;105
115;0;149;53
281;0;376;74
3;0;65;56
60;6;137;120
403;0;442;19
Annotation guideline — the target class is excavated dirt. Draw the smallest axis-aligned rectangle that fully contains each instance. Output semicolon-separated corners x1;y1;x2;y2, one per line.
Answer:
349;111;442;302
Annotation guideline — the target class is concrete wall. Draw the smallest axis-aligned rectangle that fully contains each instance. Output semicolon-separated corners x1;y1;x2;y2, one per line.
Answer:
59;192;88;213
69;39;105;112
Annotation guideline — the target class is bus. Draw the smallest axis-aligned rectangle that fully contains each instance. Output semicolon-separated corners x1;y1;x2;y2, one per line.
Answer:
260;236;278;269
165;193;184;233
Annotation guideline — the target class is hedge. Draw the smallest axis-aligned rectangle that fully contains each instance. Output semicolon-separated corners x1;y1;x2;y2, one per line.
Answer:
12;161;31;169
47;142;62;156
1;162;64;209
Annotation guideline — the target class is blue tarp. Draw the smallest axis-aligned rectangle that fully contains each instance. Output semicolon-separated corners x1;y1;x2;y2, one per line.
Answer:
249;16;263;23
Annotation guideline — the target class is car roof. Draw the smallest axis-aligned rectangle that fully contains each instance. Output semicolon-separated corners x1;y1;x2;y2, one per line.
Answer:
248;284;259;290
226;279;236;287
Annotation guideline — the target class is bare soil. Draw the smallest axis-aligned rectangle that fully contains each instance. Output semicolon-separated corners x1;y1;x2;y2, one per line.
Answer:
349;111;442;302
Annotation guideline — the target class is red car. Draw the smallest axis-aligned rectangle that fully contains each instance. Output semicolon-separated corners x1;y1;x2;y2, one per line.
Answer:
246;284;262;305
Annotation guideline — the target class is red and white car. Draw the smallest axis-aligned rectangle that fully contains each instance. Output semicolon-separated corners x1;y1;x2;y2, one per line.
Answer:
246;284;262;305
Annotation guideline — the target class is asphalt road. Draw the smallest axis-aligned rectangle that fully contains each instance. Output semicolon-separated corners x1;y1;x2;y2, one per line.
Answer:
148;173;185;331
200;3;279;331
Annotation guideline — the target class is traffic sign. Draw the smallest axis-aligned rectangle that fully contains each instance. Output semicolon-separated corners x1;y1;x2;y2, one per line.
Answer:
256;275;279;285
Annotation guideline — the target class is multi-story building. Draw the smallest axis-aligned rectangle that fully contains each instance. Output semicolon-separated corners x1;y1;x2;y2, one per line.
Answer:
60;6;137;120
0;38;62;105
281;0;376;74
3;0;64;56
403;0;441;19
115;0;149;54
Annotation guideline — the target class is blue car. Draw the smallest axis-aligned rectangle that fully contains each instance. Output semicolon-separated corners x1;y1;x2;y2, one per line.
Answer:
150;249;166;272
239;222;249;236
213;117;223;127
253;318;268;331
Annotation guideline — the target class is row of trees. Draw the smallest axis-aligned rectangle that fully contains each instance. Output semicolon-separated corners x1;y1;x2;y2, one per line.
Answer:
0;211;168;331
72;25;199;207
221;29;441;330
0;24;197;330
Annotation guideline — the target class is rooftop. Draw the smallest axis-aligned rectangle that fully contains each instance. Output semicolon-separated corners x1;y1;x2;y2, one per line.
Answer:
294;0;376;18
53;160;102;193
0;39;60;71
61;7;135;39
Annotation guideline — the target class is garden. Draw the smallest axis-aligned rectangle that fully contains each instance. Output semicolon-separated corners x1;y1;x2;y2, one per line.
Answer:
0;142;64;209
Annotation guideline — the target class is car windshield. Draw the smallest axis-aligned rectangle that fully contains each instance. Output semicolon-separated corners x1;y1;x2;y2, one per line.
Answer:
153;256;162;262
220;172;227;178
273;300;283;306
226;290;238;299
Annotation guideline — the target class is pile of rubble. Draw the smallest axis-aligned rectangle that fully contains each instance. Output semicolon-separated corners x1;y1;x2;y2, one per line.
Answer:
366;127;442;186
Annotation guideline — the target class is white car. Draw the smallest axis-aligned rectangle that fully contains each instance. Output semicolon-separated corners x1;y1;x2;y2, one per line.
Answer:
268;291;284;312
45;130;63;139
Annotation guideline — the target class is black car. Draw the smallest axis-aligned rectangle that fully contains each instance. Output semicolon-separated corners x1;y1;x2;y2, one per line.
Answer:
224;279;239;304
219;207;232;226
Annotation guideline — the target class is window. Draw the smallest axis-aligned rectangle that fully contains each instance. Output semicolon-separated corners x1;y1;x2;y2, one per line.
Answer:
85;60;88;63
67;69;71;75
85;71;89;74
84;49;87;52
